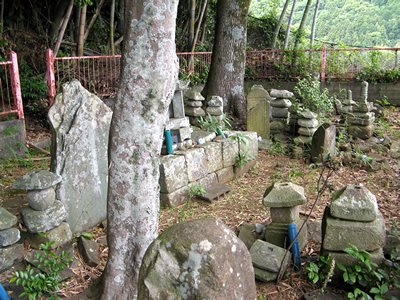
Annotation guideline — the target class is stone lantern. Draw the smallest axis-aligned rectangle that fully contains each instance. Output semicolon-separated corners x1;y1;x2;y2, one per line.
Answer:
321;184;385;270
262;182;307;250
12;170;72;249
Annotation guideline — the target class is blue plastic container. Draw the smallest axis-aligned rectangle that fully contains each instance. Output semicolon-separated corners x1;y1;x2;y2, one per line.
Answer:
164;130;173;154
0;282;10;300
288;223;301;270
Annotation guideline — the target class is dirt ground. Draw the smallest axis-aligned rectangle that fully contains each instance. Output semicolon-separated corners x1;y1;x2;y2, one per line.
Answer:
0;107;399;299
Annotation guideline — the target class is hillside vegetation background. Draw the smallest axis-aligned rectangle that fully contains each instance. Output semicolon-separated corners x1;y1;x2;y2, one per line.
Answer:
250;0;400;48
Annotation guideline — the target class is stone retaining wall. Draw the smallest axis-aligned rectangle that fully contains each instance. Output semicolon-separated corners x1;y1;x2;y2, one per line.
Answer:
159;131;258;207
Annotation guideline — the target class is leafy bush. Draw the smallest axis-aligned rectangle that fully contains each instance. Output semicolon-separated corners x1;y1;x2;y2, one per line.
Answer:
19;60;48;112
10;241;73;300
292;75;335;119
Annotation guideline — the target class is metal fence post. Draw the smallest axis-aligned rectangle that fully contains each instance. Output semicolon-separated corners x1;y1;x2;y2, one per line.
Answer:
46;49;56;106
321;44;326;82
9;51;24;119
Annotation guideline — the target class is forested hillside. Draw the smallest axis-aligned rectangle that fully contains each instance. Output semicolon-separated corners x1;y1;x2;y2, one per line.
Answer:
251;0;400;48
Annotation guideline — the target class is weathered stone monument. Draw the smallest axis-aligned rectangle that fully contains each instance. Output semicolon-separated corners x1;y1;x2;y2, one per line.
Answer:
321;185;385;272
311;122;336;163
138;218;256;299
48;80;113;234
348;81;375;139
294;111;319;145
263;182;308;251
269;89;293;135
246;85;270;139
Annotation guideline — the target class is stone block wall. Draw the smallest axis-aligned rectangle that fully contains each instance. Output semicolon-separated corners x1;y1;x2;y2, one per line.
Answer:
159;131;258;207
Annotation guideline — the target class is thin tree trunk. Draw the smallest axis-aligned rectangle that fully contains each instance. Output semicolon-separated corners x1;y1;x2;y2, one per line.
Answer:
77;5;87;56
294;0;313;49
83;0;106;42
310;0;320;47
199;2;208;43
48;0;71;39
100;0;179;297
188;0;196;51
54;0;74;58
284;0;297;49
190;0;208;52
271;0;290;49
110;0;116;54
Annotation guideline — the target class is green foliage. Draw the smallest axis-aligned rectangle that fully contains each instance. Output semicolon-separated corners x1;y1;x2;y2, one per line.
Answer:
1;125;32;167
230;132;255;169
10;241;73;300
305;256;335;292
336;243;400;300
198;113;231;133
267;136;286;156
188;184;206;199
292;75;335;119
275;0;400;48
19;60;47;112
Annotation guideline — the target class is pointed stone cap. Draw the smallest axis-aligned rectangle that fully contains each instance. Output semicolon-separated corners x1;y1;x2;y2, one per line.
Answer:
12;170;62;190
331;184;378;221
263;182;306;207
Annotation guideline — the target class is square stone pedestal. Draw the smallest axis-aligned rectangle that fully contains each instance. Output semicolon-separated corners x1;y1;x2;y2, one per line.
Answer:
264;218;307;251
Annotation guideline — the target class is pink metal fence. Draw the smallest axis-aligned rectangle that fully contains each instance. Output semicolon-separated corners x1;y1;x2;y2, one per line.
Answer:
46;49;121;105
46;46;400;105
0;52;24;120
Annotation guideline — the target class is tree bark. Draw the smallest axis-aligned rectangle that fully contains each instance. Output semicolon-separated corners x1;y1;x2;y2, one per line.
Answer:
188;0;196;51
100;0;179;298
284;0;297;49
271;0;290;49
310;0;320;47
77;5;87;56
48;0;71;39
201;0;251;124
110;0;116;54
294;0;313;49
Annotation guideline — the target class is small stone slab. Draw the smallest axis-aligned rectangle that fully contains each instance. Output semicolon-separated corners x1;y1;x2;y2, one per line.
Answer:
12;170;62;190
78;237;99;267
196;183;231;202
0;208;18;230
0;228;20;247
0;243;25;272
249;239;290;273
25;222;72;249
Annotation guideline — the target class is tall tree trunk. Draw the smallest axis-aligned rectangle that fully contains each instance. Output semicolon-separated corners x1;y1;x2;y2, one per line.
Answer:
294;0;313;49
77;5;87;56
199;1;208;43
201;0;251;124
271;0;290;49
284;0;297;49
110;0;116;54
310;0;320;47
53;0;74;58
100;0;179;298
188;0;196;51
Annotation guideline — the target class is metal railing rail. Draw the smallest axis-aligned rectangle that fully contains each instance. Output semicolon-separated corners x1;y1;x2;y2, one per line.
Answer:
46;46;400;105
0;52;24;120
